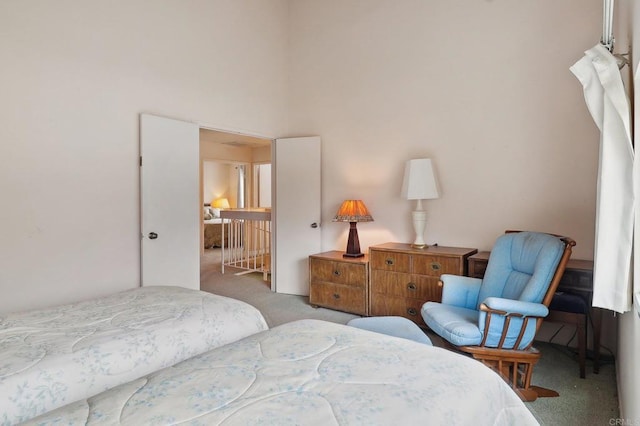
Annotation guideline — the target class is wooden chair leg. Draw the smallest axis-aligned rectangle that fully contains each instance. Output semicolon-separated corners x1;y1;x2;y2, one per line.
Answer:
461;346;558;402
592;307;602;374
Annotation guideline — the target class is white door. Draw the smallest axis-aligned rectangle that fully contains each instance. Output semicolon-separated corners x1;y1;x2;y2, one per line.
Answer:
272;137;322;295
140;114;200;289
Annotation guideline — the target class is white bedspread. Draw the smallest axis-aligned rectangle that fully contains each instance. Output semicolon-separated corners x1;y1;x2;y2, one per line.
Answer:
0;286;268;425
25;319;539;425
203;218;231;224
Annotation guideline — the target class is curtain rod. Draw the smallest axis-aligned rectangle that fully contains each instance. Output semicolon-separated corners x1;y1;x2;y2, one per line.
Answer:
600;0;629;69
601;0;614;51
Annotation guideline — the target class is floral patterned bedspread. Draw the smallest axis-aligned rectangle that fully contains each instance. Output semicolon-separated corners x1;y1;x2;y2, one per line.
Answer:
24;319;538;426
0;286;268;425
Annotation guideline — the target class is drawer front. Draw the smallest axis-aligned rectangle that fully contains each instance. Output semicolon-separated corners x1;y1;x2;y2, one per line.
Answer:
558;269;594;293
370;271;441;301
369;294;426;327
309;282;367;315
310;258;366;287
468;258;488;279
370;250;410;273
412;255;462;276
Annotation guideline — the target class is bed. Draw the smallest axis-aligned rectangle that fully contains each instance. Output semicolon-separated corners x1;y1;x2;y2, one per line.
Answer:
204;217;231;248
24;319;539;425
0;286;268;425
203;206;231;248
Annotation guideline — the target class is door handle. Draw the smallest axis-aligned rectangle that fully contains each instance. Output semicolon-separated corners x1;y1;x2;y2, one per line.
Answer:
310;222;318;228
148;232;158;240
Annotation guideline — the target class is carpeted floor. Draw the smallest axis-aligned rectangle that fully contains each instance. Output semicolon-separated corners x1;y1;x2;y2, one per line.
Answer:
201;248;619;426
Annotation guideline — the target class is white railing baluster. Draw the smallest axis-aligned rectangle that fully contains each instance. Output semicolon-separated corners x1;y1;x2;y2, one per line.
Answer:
219;209;271;280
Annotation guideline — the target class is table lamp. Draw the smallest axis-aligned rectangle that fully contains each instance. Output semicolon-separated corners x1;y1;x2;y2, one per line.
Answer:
401;159;440;248
212;198;231;209
333;200;373;258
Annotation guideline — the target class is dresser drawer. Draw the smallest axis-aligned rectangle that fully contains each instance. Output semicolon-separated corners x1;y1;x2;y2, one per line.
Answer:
370;250;410;273
309;251;369;315
369;294;426;327
412;255;462;276
309;282;367;315
368;243;477;328
370;271;441;301
309;258;366;287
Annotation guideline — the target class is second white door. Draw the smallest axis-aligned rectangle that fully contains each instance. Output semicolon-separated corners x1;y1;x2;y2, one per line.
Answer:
272;136;322;295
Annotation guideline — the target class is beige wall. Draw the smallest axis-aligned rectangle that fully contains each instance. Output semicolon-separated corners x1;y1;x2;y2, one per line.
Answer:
252;146;272;163
0;0;289;313
202;161;231;206
200;142;254;164
288;0;601;259
200;141;272;209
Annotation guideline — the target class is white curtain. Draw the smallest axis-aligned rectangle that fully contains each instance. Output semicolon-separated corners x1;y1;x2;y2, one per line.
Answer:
571;44;634;313
236;165;246;209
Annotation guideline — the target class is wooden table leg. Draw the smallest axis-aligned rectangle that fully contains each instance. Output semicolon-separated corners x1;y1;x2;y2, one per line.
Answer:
591;307;602;374
577;313;587;378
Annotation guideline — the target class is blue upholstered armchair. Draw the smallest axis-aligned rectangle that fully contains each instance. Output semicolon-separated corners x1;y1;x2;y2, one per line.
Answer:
422;231;575;401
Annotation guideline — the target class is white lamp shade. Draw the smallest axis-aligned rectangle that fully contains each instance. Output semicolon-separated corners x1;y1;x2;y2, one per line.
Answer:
401;158;440;200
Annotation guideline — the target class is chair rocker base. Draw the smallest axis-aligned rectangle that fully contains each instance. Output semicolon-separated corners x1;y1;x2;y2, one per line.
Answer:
459;345;559;402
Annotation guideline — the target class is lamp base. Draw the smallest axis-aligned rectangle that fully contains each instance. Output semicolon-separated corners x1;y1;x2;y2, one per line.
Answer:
343;222;364;258
343;252;365;258
411;208;428;249
411;243;428;249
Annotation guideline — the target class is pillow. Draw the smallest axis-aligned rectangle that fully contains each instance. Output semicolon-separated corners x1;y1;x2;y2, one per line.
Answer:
204;213;213;220
211;208;221;218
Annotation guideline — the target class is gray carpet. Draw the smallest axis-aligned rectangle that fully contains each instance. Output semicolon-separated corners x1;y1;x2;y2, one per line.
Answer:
201;248;619;426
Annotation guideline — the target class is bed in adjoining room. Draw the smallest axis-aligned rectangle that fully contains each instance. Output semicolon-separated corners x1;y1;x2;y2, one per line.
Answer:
203;207;231;248
0;286;268;425
204;217;231;248
24;319;539;425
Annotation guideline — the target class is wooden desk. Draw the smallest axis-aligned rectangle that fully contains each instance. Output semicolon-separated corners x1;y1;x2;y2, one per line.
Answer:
467;252;601;374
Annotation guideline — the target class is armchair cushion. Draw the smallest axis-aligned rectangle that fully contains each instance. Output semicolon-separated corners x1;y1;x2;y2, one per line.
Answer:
440;274;482;309
421;302;482;347
478;232;565;305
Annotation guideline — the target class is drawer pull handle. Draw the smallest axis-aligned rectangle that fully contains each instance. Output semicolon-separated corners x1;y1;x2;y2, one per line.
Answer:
385;258;394;266
430;262;442;271
333;270;341;276
407;308;418;316
333;293;340;299
407;283;417;291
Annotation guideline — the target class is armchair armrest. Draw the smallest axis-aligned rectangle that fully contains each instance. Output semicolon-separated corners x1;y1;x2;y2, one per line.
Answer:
478;297;549;349
482;297;549;318
440;274;482;309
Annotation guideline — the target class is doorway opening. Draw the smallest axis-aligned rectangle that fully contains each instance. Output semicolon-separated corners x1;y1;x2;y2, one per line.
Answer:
199;128;272;285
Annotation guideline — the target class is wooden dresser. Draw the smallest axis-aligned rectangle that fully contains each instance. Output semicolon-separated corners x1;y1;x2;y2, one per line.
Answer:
369;243;477;326
309;251;369;315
